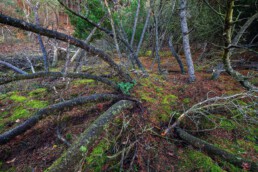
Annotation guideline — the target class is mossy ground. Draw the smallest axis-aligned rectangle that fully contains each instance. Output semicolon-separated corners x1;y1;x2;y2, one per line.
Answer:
0;51;257;172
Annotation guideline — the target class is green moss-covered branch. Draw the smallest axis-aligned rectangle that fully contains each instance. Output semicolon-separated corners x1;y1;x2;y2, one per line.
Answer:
0;94;124;145
45;100;135;172
176;127;258;171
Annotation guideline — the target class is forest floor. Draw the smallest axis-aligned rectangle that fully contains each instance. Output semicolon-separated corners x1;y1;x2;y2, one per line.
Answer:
0;38;258;171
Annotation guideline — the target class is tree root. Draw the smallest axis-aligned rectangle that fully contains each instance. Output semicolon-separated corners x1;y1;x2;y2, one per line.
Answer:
0;94;124;145
175;127;258;171
45;100;135;172
0;71;119;90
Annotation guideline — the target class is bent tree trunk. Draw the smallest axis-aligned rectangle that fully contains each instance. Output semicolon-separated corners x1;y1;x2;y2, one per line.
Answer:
0;13;132;82
179;0;196;82
45;100;135;172
176;127;258;171
0;94;125;145
222;0;257;90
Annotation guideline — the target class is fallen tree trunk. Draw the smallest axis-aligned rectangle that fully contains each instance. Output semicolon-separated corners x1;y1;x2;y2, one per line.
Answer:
0;60;28;75
175;127;258;171
45;100;135;172
0;71;119;90
0;94;125;145
0;13;132;82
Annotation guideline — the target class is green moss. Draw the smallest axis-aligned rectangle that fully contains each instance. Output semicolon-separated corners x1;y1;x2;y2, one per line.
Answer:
158;113;170;122
10;94;27;102
85;141;109;172
180;148;223;172
139;92;156;103
162;94;178;105
11;107;30;120
28;88;47;97
220;119;236;131
73;79;95;86
26;100;48;109
0;94;7;100
183;98;191;104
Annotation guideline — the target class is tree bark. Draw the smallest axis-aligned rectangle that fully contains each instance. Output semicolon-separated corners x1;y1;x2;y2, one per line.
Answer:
176;127;258;171
45;100;135;172
0;13;132;82
179;0;196;82
0;94;126;145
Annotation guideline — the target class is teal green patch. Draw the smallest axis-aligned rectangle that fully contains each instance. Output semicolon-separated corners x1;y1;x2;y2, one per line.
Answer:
118;80;136;95
10;94;27;102
26;100;48;109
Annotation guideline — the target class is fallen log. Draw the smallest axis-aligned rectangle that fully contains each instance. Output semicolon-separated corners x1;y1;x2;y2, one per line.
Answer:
0;94;124;145
175;127;258;171
45;100;135;172
0;71;119;90
0;60;28;75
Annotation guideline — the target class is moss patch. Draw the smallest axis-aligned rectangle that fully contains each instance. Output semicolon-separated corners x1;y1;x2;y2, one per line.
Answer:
179;148;223;172
73;79;96;86
11;107;30;121
26;100;48;109
10;94;27;102
28;88;47;97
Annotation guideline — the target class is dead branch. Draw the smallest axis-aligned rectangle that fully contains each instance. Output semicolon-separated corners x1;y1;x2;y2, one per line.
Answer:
0;60;28;75
0;13;131;82
176;127;258;171
0;71;119;90
45;100;135;172
0;94;125;145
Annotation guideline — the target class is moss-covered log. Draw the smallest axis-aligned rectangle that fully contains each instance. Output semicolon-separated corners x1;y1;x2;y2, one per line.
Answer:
0;13;132;82
176;127;258;171
0;94;125;145
0;71;119;90
45;100;135;172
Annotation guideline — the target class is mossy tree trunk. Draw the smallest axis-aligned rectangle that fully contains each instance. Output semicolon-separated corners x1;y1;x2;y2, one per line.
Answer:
45;100;135;172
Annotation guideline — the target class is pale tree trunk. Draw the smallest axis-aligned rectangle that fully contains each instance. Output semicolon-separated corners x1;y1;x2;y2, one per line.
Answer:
27;1;49;72
136;5;151;56
104;0;123;61
130;0;141;47
154;13;162;73
179;0;196;82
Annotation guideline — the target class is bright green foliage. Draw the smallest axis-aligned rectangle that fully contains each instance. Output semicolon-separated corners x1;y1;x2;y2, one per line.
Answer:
80;146;87;153
220;119;237;131
162;94;178;105
118;80;137;95
67;0;106;39
73;79;95;86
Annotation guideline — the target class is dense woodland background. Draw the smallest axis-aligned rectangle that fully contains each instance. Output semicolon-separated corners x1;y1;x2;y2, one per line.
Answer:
0;0;257;171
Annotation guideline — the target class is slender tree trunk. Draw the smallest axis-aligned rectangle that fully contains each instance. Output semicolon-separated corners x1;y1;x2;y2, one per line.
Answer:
136;6;151;56
168;36;185;74
28;1;49;72
179;0;196;82
0;60;28;75
104;0;123;60
130;0;141;47
154;13;162;73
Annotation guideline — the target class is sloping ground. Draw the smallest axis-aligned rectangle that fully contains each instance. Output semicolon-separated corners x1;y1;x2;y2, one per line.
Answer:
0;53;257;171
